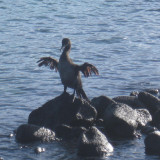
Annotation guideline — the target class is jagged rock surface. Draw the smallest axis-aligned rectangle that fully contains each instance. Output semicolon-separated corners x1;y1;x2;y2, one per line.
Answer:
16;124;55;143
103;103;139;138
77;127;113;157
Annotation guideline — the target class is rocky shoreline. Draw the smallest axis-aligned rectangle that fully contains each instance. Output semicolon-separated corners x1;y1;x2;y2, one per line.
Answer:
15;89;160;157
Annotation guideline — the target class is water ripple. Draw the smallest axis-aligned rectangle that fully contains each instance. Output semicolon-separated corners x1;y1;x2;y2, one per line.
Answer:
1;0;160;159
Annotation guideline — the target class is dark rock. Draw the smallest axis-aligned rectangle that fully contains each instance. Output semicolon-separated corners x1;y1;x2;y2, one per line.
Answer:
113;96;145;109
145;131;160;155
95;119;105;127
55;124;87;140
136;109;152;128
16;124;55;143
103;103;139;138
152;110;160;129
77;127;113;157
144;89;159;95
28;93;97;130
138;92;160;115
91;96;115;118
141;125;158;135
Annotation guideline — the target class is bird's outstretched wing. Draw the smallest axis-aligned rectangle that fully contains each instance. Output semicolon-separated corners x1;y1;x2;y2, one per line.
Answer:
37;57;59;71
79;62;99;77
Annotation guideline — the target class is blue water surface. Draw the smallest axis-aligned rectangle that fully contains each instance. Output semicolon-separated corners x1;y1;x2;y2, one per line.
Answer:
0;0;160;159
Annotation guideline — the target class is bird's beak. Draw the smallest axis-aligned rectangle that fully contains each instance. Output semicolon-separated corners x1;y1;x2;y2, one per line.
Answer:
60;42;69;52
60;45;65;52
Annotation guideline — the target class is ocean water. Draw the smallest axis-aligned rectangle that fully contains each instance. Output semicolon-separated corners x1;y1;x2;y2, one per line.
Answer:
1;0;160;159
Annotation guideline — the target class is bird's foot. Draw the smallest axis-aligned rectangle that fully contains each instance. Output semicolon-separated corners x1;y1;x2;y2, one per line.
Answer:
69;95;90;104
85;98;90;103
76;97;90;105
71;94;76;103
81;98;90;104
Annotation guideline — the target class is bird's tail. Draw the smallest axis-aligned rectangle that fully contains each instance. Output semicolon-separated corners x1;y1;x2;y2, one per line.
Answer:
76;88;90;102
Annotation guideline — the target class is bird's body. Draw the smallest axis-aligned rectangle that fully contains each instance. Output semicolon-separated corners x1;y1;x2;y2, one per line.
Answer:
37;38;99;101
58;47;82;90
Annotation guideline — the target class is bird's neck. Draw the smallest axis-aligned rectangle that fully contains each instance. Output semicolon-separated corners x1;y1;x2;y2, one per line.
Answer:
62;45;71;57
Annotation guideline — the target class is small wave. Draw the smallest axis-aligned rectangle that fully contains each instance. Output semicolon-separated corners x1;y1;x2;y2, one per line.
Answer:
7;18;29;22
92;37;125;44
55;14;76;19
0;6;7;9
35;28;52;33
0;41;5;44
147;8;160;12
34;15;50;20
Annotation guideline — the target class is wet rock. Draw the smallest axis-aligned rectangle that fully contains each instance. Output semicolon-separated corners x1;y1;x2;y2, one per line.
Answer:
16;124;55;143
141;125;158;135
113;96;145;109
91;96;115;118
136;109;152;128
55;124;87;140
103;103;139;138
144;89;159;95
77;127;113;157
145;131;160;155
138;92;160;115
152;110;160;129
28;93;97;129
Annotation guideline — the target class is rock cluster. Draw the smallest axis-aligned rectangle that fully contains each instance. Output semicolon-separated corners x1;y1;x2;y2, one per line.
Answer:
15;89;160;157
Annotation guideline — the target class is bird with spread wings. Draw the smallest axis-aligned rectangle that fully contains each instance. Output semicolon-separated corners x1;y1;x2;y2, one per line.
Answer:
37;38;99;102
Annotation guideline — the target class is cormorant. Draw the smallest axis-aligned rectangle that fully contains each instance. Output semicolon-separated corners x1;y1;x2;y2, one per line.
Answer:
37;38;99;102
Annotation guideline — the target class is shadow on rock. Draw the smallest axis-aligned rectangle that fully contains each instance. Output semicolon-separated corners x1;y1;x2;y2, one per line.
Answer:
91;95;115;119
55;124;87;140
28;92;97;130
145;131;160;155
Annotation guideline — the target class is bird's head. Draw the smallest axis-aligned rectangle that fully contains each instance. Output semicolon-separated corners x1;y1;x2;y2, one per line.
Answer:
60;38;71;52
